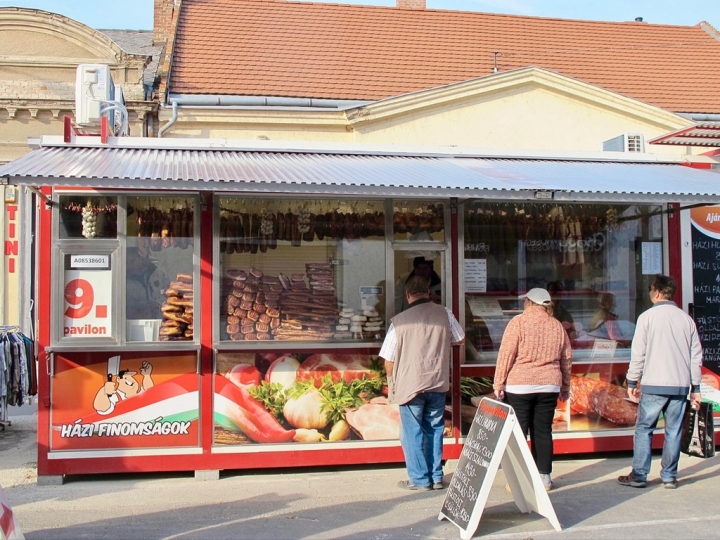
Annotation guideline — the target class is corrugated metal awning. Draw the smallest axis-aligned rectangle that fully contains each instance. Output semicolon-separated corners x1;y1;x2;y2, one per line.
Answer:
649;122;720;147
1;145;719;203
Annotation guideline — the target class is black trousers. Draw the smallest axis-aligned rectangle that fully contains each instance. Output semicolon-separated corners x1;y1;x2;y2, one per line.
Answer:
505;392;559;475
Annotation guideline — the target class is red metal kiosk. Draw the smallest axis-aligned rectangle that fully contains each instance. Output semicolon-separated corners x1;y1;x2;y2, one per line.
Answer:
1;134;718;480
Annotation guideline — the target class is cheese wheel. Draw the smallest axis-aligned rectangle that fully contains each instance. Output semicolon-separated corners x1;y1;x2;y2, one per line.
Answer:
350;315;367;322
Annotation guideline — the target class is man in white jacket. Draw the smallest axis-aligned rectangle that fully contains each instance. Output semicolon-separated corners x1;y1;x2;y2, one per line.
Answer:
618;274;702;489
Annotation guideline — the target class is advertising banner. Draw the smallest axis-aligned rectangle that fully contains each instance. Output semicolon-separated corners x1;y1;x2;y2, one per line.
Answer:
690;206;720;414
460;367;640;435
213;352;419;445
50;352;199;451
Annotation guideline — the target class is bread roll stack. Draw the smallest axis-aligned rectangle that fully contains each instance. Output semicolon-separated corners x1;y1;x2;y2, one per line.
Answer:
160;273;194;340
224;268;282;341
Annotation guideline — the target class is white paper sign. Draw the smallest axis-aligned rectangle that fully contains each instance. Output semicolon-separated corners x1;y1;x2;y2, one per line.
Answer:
591;339;617;358
464;259;487;293
70;254;110;269
63;269;113;338
466;297;504;317
641;242;662;275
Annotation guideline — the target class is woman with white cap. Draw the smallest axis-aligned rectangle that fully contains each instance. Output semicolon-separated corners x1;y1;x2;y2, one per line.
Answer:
493;288;572;491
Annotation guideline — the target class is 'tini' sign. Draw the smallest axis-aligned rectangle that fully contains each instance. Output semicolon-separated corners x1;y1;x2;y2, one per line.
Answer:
4;204;17;273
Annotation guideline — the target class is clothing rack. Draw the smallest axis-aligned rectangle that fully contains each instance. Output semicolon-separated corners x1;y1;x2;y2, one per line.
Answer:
0;325;35;431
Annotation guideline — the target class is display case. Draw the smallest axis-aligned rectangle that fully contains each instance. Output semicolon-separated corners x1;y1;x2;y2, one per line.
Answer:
459;201;665;443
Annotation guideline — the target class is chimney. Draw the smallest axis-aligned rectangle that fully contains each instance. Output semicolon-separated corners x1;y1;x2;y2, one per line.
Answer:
397;0;426;9
154;0;179;45
154;0;182;103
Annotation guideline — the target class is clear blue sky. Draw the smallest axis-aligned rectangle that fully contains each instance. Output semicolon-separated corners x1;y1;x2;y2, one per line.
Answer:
0;0;718;29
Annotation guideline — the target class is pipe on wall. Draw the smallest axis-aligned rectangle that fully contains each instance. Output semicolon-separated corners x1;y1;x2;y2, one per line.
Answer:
158;101;178;138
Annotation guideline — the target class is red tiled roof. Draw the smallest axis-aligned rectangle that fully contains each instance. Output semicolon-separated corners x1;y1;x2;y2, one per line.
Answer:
170;0;720;113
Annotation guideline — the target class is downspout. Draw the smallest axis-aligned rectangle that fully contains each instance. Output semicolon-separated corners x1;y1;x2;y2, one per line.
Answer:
158;101;178;138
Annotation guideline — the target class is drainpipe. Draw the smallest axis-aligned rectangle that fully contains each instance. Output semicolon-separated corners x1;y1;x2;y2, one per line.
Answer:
158;101;178;138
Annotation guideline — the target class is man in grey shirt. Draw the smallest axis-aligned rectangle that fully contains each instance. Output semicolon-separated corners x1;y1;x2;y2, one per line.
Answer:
618;274;702;489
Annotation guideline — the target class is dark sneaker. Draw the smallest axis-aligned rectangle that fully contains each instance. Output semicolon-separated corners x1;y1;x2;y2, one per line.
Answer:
432;482;445;490
663;480;678;489
397;480;431;491
618;474;646;488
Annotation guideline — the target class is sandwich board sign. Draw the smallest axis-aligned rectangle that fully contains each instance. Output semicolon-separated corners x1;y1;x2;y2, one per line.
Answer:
439;397;561;539
0;484;24;539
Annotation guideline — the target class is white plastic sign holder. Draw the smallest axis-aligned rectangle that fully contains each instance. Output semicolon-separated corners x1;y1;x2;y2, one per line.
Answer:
439;398;561;539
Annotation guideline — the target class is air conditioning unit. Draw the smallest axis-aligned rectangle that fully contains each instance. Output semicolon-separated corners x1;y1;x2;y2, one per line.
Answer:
603;133;646;153
75;64;115;127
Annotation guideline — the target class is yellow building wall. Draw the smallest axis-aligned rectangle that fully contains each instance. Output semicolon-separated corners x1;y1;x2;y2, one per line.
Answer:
350;86;684;153
163;74;692;155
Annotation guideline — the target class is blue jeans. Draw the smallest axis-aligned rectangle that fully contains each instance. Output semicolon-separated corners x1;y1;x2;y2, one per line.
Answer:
399;392;446;487
631;393;687;482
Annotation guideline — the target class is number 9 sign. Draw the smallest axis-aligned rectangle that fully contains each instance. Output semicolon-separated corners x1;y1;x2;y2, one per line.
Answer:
63;268;112;337
64;278;94;318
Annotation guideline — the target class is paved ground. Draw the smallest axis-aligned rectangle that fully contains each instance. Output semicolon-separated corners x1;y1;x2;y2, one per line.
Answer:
2;403;720;539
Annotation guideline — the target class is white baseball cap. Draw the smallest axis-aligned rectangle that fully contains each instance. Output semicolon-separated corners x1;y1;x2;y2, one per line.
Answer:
520;288;552;306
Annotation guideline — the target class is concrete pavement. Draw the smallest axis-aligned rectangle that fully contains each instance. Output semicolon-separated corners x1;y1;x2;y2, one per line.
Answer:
2;404;720;539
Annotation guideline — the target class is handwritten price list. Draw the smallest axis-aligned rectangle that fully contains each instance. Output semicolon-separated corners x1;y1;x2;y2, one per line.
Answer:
441;399;507;531
692;224;720;373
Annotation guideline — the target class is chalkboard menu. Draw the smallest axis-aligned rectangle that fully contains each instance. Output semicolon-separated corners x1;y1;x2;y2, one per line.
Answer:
440;398;510;532
691;207;720;376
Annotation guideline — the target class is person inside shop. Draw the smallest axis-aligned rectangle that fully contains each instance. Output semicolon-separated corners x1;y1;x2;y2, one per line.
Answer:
493;288;572;492
588;292;619;339
547;281;577;340
126;247;160;320
397;256;442;312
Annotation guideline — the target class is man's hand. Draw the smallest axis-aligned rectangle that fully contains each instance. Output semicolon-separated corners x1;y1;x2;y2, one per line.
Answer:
691;392;702;409
103;380;116;396
559;390;570;402
627;387;641;403
140;361;153;376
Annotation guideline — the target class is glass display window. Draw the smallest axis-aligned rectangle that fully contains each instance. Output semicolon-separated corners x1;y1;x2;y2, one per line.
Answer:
462;202;664;363
392;200;445;242
126;196;196;342
217;198;386;343
59;195;118;239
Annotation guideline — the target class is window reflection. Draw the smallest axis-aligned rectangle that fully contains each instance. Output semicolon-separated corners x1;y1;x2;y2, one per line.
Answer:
463;202;662;361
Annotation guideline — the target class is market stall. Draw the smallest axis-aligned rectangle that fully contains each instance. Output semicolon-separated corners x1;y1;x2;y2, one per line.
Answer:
1;136;719;478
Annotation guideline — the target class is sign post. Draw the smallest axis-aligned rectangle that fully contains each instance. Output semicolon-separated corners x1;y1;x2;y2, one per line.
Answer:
439;397;561;539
